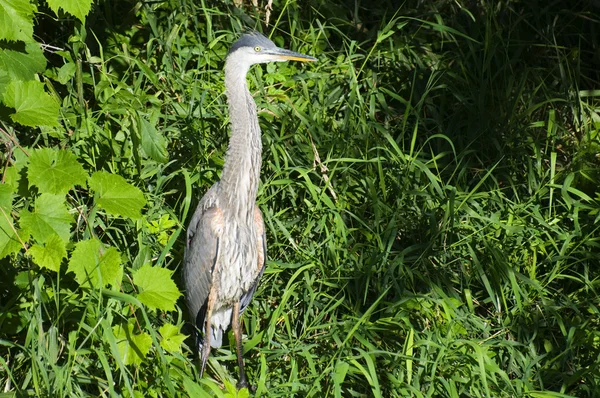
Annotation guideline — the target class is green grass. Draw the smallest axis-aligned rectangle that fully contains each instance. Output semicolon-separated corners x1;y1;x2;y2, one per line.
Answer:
1;0;600;396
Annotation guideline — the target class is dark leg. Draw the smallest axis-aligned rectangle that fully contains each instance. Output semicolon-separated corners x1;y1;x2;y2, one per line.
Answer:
232;301;248;389
200;288;217;377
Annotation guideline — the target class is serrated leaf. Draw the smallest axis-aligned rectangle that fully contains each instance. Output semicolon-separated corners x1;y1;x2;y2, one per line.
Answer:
4;80;60;127
89;171;146;219
0;184;13;209
139;117;168;163
67;239;123;288
0;208;25;259
46;0;92;22
28;148;88;195
113;320;152;366
134;265;182;312
0;42;46;81
5;147;30;195
11;145;30;170
29;234;66;272
0;0;36;41
3;167;20;191
159;324;188;353
19;193;72;243
0;69;9;99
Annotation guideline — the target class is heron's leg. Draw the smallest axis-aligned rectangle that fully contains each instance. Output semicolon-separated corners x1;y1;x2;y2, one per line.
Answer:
200;286;217;377
232;301;248;389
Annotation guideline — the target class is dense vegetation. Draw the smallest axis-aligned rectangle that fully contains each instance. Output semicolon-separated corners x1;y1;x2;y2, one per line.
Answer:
1;0;599;396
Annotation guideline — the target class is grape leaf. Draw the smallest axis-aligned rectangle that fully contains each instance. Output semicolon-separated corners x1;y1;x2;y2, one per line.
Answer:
0;42;46;81
28;148;88;195
46;0;92;23
89;171;146;219
67;239;123;288
134;265;182;312
0;0;36;42
0;69;9;99
113;321;152;366
0;184;13;209
4;80;59;127
4;148;30;196
29;234;66;272
19;193;72;243
159;324;187;354
0;208;25;259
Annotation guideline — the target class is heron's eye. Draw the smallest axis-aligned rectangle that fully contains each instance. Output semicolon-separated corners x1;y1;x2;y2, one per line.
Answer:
254;46;261;52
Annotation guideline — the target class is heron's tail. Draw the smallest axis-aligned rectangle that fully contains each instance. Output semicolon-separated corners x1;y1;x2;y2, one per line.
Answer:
195;325;224;360
210;325;223;348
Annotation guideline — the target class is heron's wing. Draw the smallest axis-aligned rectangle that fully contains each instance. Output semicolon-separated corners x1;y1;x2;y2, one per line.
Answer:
240;206;267;313
183;204;224;330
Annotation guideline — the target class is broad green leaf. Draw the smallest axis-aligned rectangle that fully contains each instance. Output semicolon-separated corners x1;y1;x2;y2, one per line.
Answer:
89;171;146;219
134;265;182;311
11;145;29;170
28;148;88;195
46;0;92;22
113;321;152;366
4;148;30;195
3;166;21;191
29;234;66;272
0;0;36;41
0;184;13;209
19;193;72;243
0;69;9;99
159;324;187;353
139;117;168;163
4;80;60;127
0;42;46;81
67;239;123;288
0;208;25;259
56;62;76;84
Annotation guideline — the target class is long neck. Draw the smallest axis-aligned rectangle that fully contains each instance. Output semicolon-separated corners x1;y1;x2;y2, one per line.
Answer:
218;60;263;219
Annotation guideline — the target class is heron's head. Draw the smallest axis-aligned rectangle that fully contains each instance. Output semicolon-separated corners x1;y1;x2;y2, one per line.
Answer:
226;31;317;70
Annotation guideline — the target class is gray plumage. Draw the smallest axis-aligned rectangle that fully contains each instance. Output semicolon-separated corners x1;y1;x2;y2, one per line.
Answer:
183;31;316;388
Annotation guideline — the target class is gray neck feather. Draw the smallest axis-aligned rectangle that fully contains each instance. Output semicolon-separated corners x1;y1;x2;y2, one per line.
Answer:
218;55;262;220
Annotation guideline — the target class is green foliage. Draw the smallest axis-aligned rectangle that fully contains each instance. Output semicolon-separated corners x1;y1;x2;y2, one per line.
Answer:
159;323;188;354
4;80;59;126
0;0;36;42
139;115;169;163
28;148;87;195
0;184;12;208
0;42;45;84
0;0;88;127
28;234;66;272
89;171;146;219
113;320;153;366
1;0;600;397
46;0;91;22
0;207;23;258
67;238;122;288
135;265;181;311
20;193;72;243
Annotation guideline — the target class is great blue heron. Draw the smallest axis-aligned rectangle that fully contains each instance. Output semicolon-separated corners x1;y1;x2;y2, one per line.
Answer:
183;31;316;388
